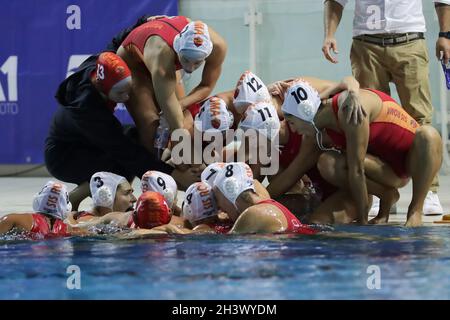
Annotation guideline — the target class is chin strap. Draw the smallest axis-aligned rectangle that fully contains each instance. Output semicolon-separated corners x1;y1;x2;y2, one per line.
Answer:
312;122;341;154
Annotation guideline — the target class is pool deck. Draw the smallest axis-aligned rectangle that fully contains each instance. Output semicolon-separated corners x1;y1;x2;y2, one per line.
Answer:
1;174;450;226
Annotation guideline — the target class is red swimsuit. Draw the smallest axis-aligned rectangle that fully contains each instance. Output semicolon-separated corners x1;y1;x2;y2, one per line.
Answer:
279;123;336;199
256;199;318;235
121;16;189;70
30;213;69;238
326;89;418;179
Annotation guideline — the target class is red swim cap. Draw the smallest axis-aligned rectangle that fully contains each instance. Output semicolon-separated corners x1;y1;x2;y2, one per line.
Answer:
133;192;171;229
94;52;131;95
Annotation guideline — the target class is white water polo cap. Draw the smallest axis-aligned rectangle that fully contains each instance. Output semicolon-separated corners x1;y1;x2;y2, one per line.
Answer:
32;181;72;220
194;96;234;132
89;172;127;209
213;162;255;206
238;101;281;141
281;79;321;123
182;182;218;224
233;71;271;114
141;171;178;208
201;162;226;187
173;21;213;61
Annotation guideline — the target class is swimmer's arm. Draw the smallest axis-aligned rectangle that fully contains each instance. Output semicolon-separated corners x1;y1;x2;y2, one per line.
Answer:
215;90;235;107
147;41;185;131
321;77;365;125
179;27;227;109
151;224;193;234
116;228;168;239
230;207;283;234
339;99;370;225
0;214;33;234
191;224;215;233
266;135;320;198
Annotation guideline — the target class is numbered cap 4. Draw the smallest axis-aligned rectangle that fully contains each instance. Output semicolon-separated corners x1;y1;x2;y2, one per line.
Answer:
194;96;234;132
89;172;127;209
233;71;271;114
32;181;72;220
281;79;321;123
213;162;255;206
141;171;178;208
238;101;281;141
182;182;218;224
201;162;226;187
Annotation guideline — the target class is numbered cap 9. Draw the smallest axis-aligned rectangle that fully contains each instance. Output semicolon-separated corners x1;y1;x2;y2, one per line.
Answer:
141;171;178;208
233;71;271;114
281;79;321;123
32;181;72;220
89;172;127;209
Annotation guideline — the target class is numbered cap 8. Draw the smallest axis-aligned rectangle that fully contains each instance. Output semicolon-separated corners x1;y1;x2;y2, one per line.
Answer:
213;162;255;206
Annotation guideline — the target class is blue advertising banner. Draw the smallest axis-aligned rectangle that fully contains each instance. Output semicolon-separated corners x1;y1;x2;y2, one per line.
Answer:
0;0;178;163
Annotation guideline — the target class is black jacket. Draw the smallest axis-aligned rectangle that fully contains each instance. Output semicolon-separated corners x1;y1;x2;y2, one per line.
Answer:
46;53;173;177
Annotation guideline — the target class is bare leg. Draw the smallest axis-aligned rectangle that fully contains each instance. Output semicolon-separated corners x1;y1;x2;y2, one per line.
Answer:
69;181;90;211
317;152;400;224
405;126;442;227
308;191;362;225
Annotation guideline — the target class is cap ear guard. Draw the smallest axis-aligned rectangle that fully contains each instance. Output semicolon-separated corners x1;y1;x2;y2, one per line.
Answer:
95;186;114;209
213;162;255;208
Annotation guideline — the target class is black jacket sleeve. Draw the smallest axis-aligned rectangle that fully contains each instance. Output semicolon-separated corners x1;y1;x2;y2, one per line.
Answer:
67;104;174;178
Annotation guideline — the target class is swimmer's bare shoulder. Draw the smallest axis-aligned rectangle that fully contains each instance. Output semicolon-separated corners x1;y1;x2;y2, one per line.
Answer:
230;204;284;234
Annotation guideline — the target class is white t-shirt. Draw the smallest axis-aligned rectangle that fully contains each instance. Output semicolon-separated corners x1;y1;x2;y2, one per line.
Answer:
332;0;450;36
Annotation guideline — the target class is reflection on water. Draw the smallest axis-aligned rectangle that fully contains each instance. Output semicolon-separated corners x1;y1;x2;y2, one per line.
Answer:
0;225;449;299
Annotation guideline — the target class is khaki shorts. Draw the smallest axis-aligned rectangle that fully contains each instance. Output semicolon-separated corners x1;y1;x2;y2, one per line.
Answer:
350;38;433;125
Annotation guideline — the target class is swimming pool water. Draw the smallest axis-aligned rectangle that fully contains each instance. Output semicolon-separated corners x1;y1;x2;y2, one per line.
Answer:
0;225;449;299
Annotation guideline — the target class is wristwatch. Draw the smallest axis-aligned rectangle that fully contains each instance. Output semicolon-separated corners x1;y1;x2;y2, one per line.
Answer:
439;31;450;39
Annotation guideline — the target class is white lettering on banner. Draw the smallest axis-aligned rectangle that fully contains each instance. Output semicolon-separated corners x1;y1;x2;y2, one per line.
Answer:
0;56;19;115
366;5;382;30
66;5;81;30
66;55;91;78
0;56;18;102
